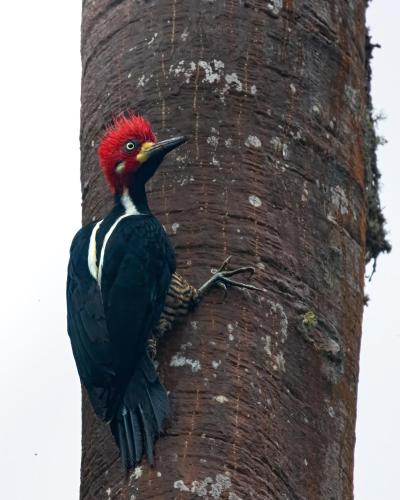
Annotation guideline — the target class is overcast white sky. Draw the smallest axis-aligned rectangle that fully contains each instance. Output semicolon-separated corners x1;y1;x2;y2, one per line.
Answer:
0;2;397;499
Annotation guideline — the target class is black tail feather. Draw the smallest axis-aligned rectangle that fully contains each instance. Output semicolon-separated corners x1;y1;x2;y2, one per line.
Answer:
117;420;129;471
122;408;135;467
110;353;169;470
139;403;155;465
129;409;143;463
145;385;163;433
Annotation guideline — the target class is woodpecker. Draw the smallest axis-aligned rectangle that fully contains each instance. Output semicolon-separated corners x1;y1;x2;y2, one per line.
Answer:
66;114;261;470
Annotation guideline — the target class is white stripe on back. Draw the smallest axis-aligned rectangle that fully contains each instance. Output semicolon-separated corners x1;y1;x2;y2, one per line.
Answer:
97;189;140;288
87;220;103;280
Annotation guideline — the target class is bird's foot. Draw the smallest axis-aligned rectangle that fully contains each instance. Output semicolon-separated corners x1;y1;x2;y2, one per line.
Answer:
147;336;158;360
197;256;265;300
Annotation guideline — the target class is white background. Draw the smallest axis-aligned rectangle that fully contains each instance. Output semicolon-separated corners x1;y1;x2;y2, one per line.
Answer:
0;2;397;499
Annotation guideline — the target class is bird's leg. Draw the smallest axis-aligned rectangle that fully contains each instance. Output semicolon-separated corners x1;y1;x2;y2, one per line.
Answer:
148;257;263;357
148;273;199;357
147;336;158;360
195;256;264;301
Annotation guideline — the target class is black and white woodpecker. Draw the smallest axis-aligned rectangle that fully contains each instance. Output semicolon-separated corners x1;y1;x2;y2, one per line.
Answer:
66;115;262;470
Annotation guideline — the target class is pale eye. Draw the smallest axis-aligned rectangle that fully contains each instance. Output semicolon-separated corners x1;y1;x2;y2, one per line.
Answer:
125;141;136;152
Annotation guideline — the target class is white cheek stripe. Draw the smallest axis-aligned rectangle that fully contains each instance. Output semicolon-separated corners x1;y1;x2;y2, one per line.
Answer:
87;220;103;280
96;190;140;288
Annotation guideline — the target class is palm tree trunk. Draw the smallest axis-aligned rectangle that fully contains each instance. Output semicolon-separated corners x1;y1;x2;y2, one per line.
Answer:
79;1;387;498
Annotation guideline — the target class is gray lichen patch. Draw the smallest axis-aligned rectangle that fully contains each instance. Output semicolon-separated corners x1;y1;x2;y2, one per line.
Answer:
130;466;143;481
245;135;262;149
213;395;229;404
266;0;283;17
173;473;239;498
270;136;290;159
170;353;201;372
262;302;289;373
273;352;286;372
330;186;349;216
268;301;288;340
174;479;189;492
249;195;262;207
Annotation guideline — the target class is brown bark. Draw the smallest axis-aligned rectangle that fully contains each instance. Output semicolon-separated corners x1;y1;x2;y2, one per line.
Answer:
80;1;376;498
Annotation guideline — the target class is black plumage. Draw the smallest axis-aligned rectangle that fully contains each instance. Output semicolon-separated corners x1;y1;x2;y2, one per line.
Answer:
66;126;187;470
67;206;175;469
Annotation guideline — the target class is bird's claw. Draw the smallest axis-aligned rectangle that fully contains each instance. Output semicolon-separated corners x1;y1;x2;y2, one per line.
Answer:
216;275;264;293
216;255;255;278
221;266;255;279
217;255;232;273
216;281;228;302
198;256;265;298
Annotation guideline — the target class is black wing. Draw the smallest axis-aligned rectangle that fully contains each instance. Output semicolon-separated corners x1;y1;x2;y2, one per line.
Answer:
67;224;119;420
66;216;175;422
99;216;174;379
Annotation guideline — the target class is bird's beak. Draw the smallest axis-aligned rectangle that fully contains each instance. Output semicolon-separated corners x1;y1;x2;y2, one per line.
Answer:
136;136;187;164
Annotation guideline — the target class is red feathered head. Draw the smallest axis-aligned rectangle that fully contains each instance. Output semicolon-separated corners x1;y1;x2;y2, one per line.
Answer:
98;115;157;193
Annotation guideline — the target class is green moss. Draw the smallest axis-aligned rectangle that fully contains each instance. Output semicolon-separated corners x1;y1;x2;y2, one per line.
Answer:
302;311;318;330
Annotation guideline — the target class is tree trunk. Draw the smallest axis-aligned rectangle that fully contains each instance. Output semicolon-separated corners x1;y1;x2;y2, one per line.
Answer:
79;1;382;498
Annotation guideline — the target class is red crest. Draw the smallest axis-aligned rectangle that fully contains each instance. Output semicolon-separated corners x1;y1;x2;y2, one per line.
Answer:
98;114;156;192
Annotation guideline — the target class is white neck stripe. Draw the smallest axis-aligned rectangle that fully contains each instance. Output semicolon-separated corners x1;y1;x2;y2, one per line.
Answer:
121;188;140;215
